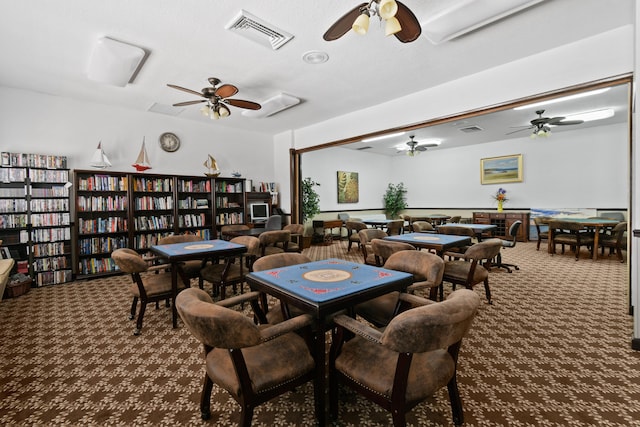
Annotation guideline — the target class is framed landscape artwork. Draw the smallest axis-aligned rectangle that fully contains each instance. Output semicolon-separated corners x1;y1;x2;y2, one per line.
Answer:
480;154;523;184
337;171;359;203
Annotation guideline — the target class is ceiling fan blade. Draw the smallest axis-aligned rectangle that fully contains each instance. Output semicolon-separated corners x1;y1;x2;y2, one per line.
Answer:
415;146;428;151
393;1;422;43
224;99;262;110
173;100;207;107
553;119;584;126
505;128;531;135
323;3;367;41
215;84;239;98
167;84;204;98
546;116;566;125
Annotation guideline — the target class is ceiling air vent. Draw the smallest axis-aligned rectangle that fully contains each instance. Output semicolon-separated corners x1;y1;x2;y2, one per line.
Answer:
458;125;484;133
225;10;294;50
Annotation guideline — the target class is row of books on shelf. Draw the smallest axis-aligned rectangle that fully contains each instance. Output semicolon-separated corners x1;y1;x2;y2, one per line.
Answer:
77;175;128;192
189;229;212;240
217;212;244;225
33;256;69;271
78;217;127;234
134;232;168;249
0;214;28;228
79;257;117;275
0;199;27;213
134;196;173;210
31;187;69;197
32;227;71;243
178;197;209;209
36;269;73;286
177;180;211;193
134;215;173;231
31;199;69;212
0;168;27;182
29;169;69;183
132;177;173;192
79;236;128;255
1;152;68;169
32;241;68;257
215;196;242;209
77;195;128;212
215;181;243;193
178;213;207;228
30;213;71;227
255;182;277;192
0;188;25;197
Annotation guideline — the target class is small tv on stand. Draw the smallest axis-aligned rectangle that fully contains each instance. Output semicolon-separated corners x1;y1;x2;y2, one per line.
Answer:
250;203;269;223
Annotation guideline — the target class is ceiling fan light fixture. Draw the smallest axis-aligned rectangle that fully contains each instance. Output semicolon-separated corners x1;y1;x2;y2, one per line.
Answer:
379;0;399;19
219;104;231;117
385;16;402;36
352;11;370;35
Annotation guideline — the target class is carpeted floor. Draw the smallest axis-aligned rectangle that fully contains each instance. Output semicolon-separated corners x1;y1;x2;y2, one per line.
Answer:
0;240;639;426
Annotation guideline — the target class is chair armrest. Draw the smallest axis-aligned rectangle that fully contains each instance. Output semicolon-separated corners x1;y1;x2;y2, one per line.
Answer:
333;314;382;344
406;281;438;294
260;314;314;342
215;291;262;308
443;251;467;260
397;292;436;307
147;263;172;272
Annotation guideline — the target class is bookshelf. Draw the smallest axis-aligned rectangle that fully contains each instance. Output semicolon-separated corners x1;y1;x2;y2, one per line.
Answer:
213;178;246;231
0;152;72;287
176;176;213;240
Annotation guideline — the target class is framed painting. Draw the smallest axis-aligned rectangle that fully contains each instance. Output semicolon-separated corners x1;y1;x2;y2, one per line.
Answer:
480;154;523;184
337;171;359;203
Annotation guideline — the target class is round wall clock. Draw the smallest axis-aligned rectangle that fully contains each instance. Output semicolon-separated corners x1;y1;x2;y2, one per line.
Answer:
159;132;180;152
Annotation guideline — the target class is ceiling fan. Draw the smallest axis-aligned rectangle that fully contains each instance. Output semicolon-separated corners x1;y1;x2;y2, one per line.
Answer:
167;77;261;120
507;109;584;137
401;135;439;156
323;0;421;43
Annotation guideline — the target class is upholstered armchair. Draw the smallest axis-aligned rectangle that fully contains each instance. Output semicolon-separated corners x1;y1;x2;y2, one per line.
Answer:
371;238;416;267
279;223;304;252
411;221;435;232
549;220;595;260
355;250;445;327
111;248;189;335
599;221;627;262
345;220;368;251
358;228;388;266
385;220;404;236
442;238;502;304
258;230;290;256
533;216;550;251
176;288;317;426
199;236;260;300
330;289;481;427
220;224;250;240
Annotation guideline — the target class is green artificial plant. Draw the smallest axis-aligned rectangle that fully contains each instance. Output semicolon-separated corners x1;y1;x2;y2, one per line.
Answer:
301;177;321;222
383;182;408;219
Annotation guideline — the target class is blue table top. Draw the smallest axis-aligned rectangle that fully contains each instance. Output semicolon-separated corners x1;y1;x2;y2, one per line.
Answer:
439;223;497;230
385;232;471;245
248;258;412;303
151;239;245;258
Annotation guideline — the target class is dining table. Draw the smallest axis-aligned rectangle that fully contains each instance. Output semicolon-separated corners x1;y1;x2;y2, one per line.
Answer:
384;232;472;256
546;217;619;260
436;223;498;240
150;239;247;327
245;258;413;426
412;214;452;225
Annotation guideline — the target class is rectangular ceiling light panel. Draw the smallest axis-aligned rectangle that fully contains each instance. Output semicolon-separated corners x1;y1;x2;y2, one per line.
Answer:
87;37;145;86
422;0;544;44
242;93;300;118
225;10;294;50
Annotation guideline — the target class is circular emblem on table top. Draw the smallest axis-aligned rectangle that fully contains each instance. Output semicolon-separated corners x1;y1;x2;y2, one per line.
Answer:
183;244;214;250
414;236;440;241
302;269;352;283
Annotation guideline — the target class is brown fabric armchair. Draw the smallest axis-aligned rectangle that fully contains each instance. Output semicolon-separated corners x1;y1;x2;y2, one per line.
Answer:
258;230;290;256
533;216;550;251
411;220;435;232
599;221;627;262
355;250;445;327
358;228;388;266
442;238;502;304
278;223;304;252
176;288;317;426
345;220;368;251
329;289;481;427
111;248;189;335
549;220;595;260
371;238;416;266
199;236;259;300
385;219;404;236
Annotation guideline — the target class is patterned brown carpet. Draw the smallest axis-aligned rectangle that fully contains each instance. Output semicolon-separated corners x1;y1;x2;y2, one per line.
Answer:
1;240;639;426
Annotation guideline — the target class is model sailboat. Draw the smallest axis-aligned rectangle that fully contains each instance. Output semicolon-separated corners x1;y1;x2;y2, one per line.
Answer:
89;141;112;169
204;154;220;177
132;137;152;172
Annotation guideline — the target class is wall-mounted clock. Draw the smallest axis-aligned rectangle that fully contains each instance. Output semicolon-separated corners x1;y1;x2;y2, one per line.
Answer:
159;132;180;152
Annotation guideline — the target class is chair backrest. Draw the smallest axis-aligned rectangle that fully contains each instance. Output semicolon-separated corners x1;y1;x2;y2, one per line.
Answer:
346;221;368;234
464;238;502;261
384;250;444;288
158;233;203;245
358;228;388;245
611;221;628;242
221;224;250;234
259;230;290;246
371;239;415;264
252;252;312;271
449;216;462;223
549;220;583;233
111;248;148;273
176;287;262;349
229;235;260;258
283;223;304;236
338;213;350;222
508;220;522;240
265;215;282;231
412;221;434;232
380;289;480;354
599;212;625;222
385;220;404;236
437;225;476;238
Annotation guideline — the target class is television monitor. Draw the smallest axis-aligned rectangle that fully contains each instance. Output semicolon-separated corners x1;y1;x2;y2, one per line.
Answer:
250;203;270;222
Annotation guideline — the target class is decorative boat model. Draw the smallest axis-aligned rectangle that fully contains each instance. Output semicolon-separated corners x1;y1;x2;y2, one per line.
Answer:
204;154;220;177
132;137;152;172
89;141;112;169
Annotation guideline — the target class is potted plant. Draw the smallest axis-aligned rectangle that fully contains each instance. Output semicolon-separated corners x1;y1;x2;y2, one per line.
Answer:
301;178;320;248
383;182;408;219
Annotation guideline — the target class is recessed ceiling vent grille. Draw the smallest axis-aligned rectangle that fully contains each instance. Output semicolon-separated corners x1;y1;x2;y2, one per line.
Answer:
458;125;484;133
225;10;294;50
